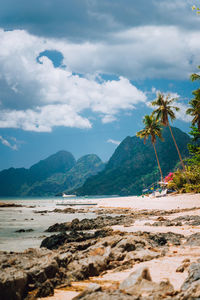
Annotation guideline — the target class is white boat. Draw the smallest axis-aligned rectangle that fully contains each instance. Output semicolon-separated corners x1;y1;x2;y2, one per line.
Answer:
62;193;76;198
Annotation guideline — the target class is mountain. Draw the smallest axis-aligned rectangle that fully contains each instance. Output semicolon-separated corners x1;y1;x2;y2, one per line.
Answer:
0;151;104;196
25;154;104;196
75;127;191;196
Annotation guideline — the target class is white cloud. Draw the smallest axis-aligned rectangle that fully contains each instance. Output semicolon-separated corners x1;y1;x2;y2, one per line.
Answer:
107;139;121;145
0;28;147;132
175;102;192;122
0;25;199;131
0;105;92;132
56;25;200;80
0;136;18;150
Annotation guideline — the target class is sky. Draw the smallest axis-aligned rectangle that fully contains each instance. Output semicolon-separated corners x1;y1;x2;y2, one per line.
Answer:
0;0;200;170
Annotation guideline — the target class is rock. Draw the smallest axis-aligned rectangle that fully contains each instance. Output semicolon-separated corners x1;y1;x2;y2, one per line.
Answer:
181;261;200;291
41;232;69;249
0;202;22;208
179;279;200;299
41;229;112;250
119;266;152;291
34;210;48;214
67;247;111;280
126;249;161;262
36;280;54;297
73;283;102;300
176;261;190;273
73;291;136;300
148;232;184;246
0;270;28;300
46;222;67;232
15;229;34;233
45;215;135;232
173;215;200;226
185;233;200;246
120;267;174;298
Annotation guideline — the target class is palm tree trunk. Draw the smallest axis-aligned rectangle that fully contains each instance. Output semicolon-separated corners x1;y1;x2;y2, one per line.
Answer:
168;124;185;170
168;124;190;184
153;143;163;182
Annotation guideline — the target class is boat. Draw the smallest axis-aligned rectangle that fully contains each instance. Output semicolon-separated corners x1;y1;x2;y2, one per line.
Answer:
62;193;76;198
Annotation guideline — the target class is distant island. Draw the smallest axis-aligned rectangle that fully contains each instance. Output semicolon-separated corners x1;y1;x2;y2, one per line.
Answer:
0;152;104;196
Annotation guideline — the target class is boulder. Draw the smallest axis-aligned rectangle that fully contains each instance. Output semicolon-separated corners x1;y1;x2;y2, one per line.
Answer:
185;233;200;246
119;266;152;291
181;261;200;291
0;270;28;300
35;280;54;298
73;283;102;300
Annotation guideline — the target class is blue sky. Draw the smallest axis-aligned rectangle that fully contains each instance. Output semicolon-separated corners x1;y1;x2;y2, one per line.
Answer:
0;0;200;170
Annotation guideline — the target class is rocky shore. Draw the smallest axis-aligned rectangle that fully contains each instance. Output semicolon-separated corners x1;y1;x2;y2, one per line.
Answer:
1;198;200;300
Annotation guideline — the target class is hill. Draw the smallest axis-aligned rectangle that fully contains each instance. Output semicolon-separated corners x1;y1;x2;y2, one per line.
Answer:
0;151;104;196
75;127;191;196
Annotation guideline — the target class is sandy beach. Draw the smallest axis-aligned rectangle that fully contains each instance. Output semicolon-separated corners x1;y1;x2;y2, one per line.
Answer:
97;193;200;210
1;193;200;300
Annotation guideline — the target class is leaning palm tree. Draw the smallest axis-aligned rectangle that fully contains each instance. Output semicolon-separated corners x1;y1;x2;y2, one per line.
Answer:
137;115;164;182
151;93;187;172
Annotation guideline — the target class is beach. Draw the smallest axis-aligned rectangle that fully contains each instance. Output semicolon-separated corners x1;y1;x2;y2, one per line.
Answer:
1;193;200;299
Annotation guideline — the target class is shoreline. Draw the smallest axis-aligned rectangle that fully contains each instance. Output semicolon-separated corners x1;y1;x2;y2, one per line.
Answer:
97;193;200;210
1;193;200;299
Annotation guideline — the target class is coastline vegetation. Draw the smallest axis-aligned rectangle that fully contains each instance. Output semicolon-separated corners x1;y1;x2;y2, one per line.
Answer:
137;65;200;194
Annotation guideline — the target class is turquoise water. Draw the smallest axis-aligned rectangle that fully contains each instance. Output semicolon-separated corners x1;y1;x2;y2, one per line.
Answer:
0;197;97;252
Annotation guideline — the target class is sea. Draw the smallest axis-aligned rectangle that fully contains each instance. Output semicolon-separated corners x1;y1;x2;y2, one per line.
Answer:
0;196;99;252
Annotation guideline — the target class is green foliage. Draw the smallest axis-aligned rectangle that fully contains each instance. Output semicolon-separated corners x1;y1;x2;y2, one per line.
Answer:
137;114;163;181
188;66;200;130
151;93;179;126
167;169;187;192
136;115;163;144
168;125;200;193
168;166;200;193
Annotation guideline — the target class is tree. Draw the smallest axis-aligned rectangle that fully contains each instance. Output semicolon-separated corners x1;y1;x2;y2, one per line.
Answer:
186;99;200;130
187;126;200;165
151;93;187;173
136;115;164;182
187;66;200;131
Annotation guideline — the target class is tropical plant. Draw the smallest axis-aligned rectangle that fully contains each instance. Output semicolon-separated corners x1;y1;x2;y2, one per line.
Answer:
136;115;164;182
167;166;200;193
168;126;200;193
186;99;200;130
187;66;200;131
151;93;187;173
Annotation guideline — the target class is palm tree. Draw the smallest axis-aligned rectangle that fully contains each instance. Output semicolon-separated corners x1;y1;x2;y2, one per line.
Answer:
186;97;200;131
188;66;200;131
137;115;164;182
151;93;187;172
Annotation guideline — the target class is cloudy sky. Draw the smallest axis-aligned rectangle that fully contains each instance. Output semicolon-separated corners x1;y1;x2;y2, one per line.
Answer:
0;0;200;170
